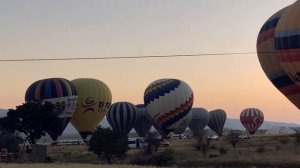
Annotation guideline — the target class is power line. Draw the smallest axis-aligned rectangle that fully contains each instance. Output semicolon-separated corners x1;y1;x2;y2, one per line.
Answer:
0;51;274;62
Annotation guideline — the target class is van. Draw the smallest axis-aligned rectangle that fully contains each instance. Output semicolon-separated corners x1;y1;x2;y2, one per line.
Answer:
171;134;187;139
157;138;170;147
128;138;146;149
52;140;84;146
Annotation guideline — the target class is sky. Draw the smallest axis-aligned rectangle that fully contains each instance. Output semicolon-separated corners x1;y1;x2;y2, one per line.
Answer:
0;0;299;124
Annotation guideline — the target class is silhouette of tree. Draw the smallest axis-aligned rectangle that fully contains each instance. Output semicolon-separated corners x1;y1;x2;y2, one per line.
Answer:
0;129;23;153
0;102;60;146
88;126;128;164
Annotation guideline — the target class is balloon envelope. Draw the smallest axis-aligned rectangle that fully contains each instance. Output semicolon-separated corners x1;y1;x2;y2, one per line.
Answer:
144;79;194;136
106;102;137;135
133;104;153;137
207;109;227;136
70;78;112;139
275;1;300;86
240;108;264;135
257;6;300;110
25;78;77;141
153;122;166;138
173;111;192;134
188;108;209;136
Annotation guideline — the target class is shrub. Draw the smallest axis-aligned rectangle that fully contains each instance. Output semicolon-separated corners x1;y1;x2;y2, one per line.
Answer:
209;153;219;158
219;147;228;155
149;148;175;166
210;145;217;150
132;148;175;166
256;146;265;154
194;141;208;157
278;138;289;144
45;156;54;163
275;145;280;151
130;155;152;165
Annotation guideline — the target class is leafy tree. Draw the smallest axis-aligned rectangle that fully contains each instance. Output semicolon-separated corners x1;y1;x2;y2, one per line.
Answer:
227;130;241;149
0;129;23;153
194;130;208;156
144;132;162;154
88;126;128;164
0;101;60;145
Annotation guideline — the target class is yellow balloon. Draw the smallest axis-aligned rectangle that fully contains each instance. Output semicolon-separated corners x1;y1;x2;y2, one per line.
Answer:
70;78;112;139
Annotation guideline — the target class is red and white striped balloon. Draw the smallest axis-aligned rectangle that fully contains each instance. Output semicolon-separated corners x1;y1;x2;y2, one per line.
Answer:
240;108;264;135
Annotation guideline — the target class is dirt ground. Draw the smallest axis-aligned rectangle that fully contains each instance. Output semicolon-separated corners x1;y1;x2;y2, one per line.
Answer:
43;135;300;167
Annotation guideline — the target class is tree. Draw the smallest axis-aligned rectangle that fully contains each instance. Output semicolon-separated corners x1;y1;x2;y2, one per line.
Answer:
0;101;60;146
144;132;163;154
193;130;208;156
88;126;128;164
227;130;241;149
0;129;23;153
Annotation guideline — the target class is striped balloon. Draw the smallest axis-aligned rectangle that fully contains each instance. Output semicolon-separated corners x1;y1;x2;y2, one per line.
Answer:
275;1;300;87
240;108;264;135
144;79;194;136
257;6;300;110
173;111;192;134
106;102;137;135
188;108;209;136
133;104;153;137
207;109;227;136
25;78;77;101
25;78;77;141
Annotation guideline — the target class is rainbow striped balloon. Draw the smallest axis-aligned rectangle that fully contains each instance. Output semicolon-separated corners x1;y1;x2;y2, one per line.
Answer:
257;6;300;110
25;78;77;141
275;1;300;87
144;79;193;136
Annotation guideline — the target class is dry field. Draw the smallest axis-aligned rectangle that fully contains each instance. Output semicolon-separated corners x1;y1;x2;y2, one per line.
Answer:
0;164;159;168
1;135;300;167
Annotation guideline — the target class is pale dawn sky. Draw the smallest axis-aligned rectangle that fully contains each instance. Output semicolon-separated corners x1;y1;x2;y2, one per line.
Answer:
0;0;299;123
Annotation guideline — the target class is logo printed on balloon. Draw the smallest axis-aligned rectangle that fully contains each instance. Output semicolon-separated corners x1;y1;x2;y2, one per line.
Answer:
81;97;97;113
81;97;111;114
44;96;77;118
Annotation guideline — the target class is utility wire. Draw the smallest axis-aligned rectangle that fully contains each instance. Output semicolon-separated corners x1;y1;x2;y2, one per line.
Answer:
0;51;282;62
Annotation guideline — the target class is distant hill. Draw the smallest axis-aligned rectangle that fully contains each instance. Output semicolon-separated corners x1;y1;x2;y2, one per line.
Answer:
224;118;300;131
0;109;8;117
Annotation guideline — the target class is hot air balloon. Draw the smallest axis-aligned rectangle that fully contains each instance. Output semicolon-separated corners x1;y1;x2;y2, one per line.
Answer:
207;109;226;136
106;102;137;135
257;6;300;110
275;1;300;88
133;104;153;137
144;79;194;136
240;108;264;135
153;122;166;138
25;78;77;141
188;108;209;136
173;111;192;134
70;78;112;139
